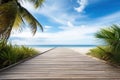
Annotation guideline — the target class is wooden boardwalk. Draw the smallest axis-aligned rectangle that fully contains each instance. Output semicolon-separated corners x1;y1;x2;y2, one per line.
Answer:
0;48;120;80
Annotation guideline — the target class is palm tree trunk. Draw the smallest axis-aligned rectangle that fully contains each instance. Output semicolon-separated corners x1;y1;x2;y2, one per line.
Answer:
0;0;10;4
0;0;2;4
0;1;17;40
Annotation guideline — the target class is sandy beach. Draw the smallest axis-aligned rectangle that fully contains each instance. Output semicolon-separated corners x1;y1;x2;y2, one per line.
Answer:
34;47;53;53
69;47;93;55
34;47;93;55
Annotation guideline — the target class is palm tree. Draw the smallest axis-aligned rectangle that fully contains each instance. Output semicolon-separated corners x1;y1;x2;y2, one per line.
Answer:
0;0;44;40
95;25;120;54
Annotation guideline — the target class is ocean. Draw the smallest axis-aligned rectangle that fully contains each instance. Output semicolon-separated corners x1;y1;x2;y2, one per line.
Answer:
26;45;97;48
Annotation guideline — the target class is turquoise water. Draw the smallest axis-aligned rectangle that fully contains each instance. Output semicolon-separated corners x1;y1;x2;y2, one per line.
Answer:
26;45;97;48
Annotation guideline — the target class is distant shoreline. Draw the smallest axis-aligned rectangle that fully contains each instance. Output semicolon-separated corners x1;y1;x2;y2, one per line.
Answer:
34;47;93;55
24;45;97;48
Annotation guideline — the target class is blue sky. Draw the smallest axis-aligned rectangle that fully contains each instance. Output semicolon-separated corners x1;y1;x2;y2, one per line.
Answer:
10;0;120;45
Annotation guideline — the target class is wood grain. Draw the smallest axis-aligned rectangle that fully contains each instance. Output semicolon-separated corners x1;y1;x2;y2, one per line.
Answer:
0;48;120;80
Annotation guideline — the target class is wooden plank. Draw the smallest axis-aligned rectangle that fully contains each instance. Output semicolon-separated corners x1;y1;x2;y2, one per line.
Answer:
0;48;120;80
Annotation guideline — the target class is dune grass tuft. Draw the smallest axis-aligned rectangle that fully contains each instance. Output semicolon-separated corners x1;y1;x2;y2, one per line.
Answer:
88;25;120;65
0;41;38;69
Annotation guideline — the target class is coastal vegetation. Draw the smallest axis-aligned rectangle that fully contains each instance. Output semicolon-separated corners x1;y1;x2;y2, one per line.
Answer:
0;41;38;69
88;25;120;65
0;0;44;68
0;0;44;40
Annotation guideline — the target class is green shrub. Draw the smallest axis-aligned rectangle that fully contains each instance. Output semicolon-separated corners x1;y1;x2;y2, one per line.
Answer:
95;25;120;54
88;25;120;65
88;46;113;61
0;41;38;68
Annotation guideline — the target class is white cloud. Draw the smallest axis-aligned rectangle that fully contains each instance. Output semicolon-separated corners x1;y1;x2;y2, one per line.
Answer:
10;24;99;45
59;21;74;30
74;0;88;13
10;0;120;45
44;25;52;32
67;21;74;27
11;10;120;45
21;0;86;26
38;1;77;25
95;11;120;26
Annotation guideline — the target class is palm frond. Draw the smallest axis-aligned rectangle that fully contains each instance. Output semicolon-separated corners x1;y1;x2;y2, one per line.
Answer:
24;0;45;8
95;28;114;39
20;7;43;35
12;11;25;31
0;1;17;40
96;25;120;54
0;0;44;40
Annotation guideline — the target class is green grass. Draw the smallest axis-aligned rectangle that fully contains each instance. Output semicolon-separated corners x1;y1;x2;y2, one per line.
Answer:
87;46;112;61
88;46;120;65
0;41;38;69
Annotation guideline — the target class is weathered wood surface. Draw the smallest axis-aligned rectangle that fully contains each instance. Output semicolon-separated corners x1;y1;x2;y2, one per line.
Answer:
0;48;120;80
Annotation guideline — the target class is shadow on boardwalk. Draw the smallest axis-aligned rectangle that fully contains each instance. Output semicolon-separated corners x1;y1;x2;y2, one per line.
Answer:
0;48;120;80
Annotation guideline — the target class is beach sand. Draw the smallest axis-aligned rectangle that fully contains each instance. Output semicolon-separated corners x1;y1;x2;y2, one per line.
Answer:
34;48;53;53
69;47;93;55
34;47;93;55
